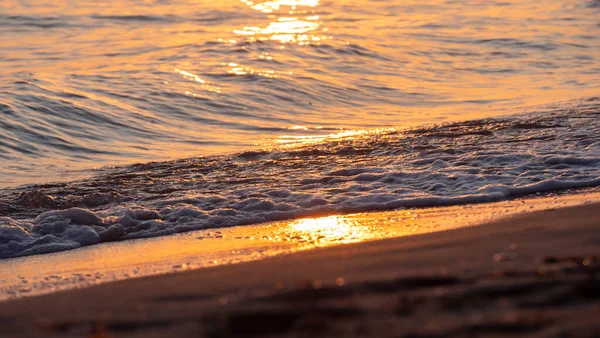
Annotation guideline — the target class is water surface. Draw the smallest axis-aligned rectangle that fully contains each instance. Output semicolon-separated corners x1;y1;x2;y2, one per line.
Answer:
1;0;600;259
1;0;599;186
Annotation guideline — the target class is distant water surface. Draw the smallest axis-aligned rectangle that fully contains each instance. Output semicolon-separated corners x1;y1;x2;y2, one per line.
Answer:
1;0;599;187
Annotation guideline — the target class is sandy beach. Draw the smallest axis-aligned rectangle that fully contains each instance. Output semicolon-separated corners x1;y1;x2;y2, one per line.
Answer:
1;194;599;337
2;0;599;337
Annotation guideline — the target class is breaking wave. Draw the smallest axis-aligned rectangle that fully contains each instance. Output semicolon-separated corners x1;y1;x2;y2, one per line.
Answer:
1;98;599;258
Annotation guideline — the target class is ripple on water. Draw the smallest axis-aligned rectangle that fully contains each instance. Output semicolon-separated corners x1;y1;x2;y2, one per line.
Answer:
0;0;599;184
0;100;599;258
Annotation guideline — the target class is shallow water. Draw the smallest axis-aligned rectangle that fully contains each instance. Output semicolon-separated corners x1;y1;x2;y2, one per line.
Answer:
3;191;598;300
1;0;599;186
1;0;600;259
1;99;600;258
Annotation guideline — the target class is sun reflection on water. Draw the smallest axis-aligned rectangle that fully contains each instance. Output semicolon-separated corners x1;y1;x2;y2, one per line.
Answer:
288;215;368;245
242;0;320;13
277;129;369;144
174;68;221;93
227;62;286;78
237;0;326;44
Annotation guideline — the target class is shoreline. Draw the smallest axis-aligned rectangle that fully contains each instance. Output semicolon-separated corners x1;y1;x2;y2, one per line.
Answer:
1;189;599;302
3;99;600;261
0;191;599;336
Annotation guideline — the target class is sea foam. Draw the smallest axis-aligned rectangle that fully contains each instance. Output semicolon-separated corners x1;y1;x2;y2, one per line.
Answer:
1;99;599;258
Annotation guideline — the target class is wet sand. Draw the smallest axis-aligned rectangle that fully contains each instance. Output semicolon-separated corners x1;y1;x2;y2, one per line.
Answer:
1;199;599;337
1;191;597;301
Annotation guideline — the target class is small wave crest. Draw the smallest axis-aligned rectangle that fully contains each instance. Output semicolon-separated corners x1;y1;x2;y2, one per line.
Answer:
1;100;599;259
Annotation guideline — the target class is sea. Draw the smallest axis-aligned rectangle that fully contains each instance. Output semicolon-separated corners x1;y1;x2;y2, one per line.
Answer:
0;0;599;259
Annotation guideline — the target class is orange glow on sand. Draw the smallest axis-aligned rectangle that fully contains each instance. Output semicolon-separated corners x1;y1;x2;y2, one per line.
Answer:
288;215;368;244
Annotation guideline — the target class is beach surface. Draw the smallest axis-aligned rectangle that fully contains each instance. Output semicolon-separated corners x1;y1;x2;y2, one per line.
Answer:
1;1;599;336
0;193;599;337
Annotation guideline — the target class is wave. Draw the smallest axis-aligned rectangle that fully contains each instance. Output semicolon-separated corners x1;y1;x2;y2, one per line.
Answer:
1;98;599;259
89;14;179;23
0;15;74;29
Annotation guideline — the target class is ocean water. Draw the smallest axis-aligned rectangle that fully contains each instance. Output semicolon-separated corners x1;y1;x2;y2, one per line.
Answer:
0;0;599;258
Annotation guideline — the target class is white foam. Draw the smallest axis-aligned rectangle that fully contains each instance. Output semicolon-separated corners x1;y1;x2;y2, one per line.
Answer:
1;100;600;258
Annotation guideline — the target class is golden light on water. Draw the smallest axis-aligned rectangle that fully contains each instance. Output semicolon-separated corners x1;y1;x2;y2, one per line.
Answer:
174;68;222;93
242;0;320;13
263;17;319;34
276;129;369;144
234;17;322;44
174;68;206;84
288;215;368;244
227;62;287;78
2;0;596;183
237;0;326;44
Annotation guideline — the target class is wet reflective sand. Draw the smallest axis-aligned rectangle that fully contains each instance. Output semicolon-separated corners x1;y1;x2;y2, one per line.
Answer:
1;189;598;301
